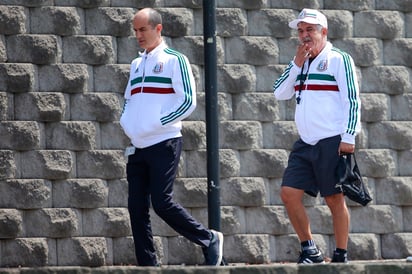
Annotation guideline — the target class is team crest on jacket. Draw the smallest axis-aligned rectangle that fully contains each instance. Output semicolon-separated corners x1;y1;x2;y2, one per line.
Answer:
153;62;164;73
317;60;328;71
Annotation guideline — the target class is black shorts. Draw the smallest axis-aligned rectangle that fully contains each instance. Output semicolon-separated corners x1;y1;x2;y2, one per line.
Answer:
282;135;342;197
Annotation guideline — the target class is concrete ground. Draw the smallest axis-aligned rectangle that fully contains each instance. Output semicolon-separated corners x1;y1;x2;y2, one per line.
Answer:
1;259;411;274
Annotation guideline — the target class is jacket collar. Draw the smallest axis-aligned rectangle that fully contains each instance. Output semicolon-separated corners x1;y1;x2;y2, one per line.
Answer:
141;40;167;58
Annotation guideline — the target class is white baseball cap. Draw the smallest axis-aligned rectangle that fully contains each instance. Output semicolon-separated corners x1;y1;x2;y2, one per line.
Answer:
289;8;328;29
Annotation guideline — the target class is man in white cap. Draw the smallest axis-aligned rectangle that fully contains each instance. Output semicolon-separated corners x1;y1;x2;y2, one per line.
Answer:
273;8;361;264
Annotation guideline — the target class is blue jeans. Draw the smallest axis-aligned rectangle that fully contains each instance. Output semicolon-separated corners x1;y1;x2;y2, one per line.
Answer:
127;137;211;266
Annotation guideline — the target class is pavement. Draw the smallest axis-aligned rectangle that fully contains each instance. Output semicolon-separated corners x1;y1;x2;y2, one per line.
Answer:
0;259;411;274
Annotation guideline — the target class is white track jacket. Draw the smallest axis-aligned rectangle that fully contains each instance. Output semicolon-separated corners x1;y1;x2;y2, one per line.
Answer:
273;41;361;145
120;41;196;148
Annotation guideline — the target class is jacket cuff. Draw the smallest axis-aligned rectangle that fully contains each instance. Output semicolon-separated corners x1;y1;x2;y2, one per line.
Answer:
341;133;355;145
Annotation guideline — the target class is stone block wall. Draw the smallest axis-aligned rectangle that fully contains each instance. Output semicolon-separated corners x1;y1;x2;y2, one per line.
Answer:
1;0;412;267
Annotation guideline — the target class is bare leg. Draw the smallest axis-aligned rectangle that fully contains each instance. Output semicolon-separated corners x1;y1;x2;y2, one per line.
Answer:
281;186;312;241
324;193;349;249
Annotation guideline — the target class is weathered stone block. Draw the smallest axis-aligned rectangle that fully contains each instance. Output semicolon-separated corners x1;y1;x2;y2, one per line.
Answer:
108;179;127;207
239;149;288;178
82;208;131;237
62;35;115;64
0;121;40;150
57;237;108;266
174;178;207;208
117;36;140;64
0;5;27;35
112;236;137;265
356;149;397;178
225;36;278;65
31;7;82;36
324;0;374;10
2;0;54;7
181;121;206;150
53;179;108;208
220;121;262;150
191;92;232;121
219;0;267;9
157;0;199;8
100;122;129;149
0;35;5;62
323;10;353;39
215;8;247;37
214;149;239;179
407;13;412;38
217;64;256;93
346;233;380;260
7;34;60;64
256;64;285;92
157;8;193;37
381;233;412;259
248;9;294;37
354;11;403;39
93;64;129;92
224;234;270;264
245;206;292;234
360;93;389;122
384;39;412;66
181;150;205;177
233;93;279;121
38;64;90;93
356;124;369;150
172;36;224;65
369;122;412;150
1;238;54;267
221;206;245;234
14;92;66;121
399;150;412;176
0;179;52;209
76;150;125;179
20;150;74;179
376;0;412;11
333;38;382;67
25;208;80;237
375;177;412;206
0;63;36;93
167;236;203;265
45;121;97;150
70;93;122;121
277;37;299;64
404;207;412;231
85;7;134;36
191;64;203;92
391;94;412;121
221;177;266;207
0;150;15;179
262;121;298;149
0;209;23;238
350;205;403;233
54;0;110;8
307;206;334;234
268;178;282;205
361;66;410;94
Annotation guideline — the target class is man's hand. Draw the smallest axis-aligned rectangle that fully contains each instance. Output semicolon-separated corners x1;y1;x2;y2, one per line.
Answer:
339;142;355;155
294;43;312;67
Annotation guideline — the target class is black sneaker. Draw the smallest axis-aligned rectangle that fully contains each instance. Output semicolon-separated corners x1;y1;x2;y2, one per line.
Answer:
202;229;224;266
331;250;348;263
297;248;325;264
